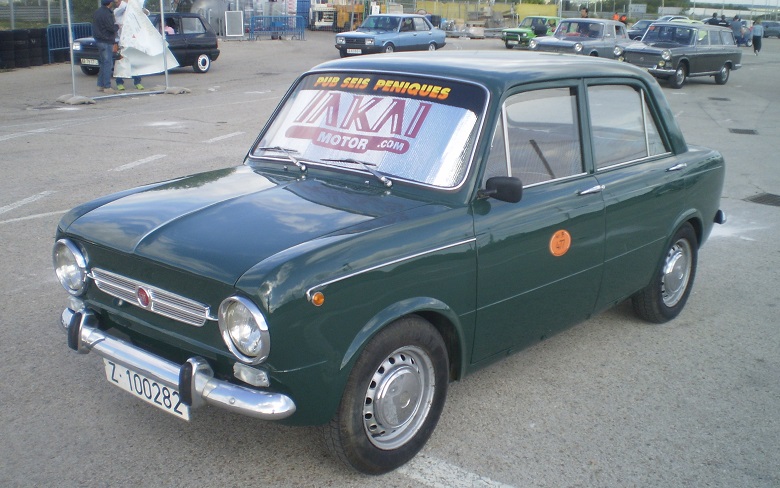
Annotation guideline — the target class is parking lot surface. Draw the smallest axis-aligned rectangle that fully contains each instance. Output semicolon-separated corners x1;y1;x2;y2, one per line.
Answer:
1;31;778;487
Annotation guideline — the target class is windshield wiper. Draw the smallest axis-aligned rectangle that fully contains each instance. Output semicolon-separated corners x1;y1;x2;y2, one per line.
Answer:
322;158;393;188
255;146;308;172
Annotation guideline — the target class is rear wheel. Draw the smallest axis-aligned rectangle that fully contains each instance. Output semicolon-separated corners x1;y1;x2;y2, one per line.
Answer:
632;223;698;323
670;63;687;89
714;64;730;85
325;316;449;474
192;54;210;73
427;42;437;51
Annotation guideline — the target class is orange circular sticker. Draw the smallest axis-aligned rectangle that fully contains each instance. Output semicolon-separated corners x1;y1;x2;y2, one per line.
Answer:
549;230;572;257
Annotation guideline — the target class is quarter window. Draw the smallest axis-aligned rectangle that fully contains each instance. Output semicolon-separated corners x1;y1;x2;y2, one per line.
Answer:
181;17;206;34
588;85;667;169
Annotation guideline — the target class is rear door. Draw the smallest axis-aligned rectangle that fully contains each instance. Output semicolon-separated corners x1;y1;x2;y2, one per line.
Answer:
181;15;211;64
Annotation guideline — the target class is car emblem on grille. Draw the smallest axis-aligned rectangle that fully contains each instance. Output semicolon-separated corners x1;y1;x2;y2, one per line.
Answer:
136;287;151;308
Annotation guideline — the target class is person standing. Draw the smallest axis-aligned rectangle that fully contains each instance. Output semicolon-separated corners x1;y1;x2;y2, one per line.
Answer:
92;0;118;94
113;0;143;90
752;19;764;55
706;13;719;25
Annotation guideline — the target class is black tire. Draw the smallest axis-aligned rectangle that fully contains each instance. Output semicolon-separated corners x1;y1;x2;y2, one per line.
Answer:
505;41;514;49
325;315;449;474
192;54;210;73
81;66;99;76
383;43;395;53
670;63;687;89
632;223;698;323
714;64;730;85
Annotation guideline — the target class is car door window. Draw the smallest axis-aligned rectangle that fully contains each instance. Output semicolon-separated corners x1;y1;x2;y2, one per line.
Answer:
721;30;736;44
413;18;430;31
400;18;414;32
497;87;584;186
181;17;206;34
709;29;723;45
589;84;667;169
696;29;710;45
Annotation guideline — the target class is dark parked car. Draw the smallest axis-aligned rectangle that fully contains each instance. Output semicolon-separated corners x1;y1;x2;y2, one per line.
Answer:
529;18;631;57
55;51;725;475
500;15;560;48
762;20;780;37
334;14;446;57
627;19;653;39
72;12;220;74
616;22;742;88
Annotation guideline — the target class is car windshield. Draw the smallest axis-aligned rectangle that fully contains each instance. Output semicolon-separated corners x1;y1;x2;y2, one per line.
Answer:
250;72;487;189
642;25;695;45
555;21;602;39
359;16;400;31
631;20;652;29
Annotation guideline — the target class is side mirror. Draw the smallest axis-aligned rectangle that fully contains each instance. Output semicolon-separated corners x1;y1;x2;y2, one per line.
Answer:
479;176;523;203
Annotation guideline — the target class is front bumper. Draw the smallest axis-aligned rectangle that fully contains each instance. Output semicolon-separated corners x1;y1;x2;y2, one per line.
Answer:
61;306;296;420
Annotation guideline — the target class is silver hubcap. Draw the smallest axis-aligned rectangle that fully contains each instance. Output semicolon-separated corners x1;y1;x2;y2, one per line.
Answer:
661;238;692;307
675;67;685;85
363;346;435;450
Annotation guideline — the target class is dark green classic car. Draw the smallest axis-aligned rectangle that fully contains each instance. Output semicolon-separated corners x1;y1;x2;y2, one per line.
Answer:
54;51;725;474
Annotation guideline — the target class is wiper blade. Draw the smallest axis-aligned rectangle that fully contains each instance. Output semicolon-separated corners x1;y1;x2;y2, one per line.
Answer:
255;146;308;172
322;158;393;188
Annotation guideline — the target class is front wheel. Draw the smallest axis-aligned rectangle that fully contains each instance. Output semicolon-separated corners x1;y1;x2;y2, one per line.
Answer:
715;64;730;85
382;43;395;53
670;63;687;89
632;223;698;323
505;41;514;49
192;54;211;73
80;66;99;76
325;316;449;474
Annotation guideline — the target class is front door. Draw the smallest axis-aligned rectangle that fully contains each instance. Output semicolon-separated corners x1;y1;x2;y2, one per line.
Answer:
472;83;606;363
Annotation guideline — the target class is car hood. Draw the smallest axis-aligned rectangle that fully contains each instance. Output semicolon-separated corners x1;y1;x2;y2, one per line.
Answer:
62;166;426;285
625;41;678;52
339;29;393;37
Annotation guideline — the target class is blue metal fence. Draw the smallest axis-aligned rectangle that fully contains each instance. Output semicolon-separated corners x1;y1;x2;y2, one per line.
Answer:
46;23;92;63
249;15;305;40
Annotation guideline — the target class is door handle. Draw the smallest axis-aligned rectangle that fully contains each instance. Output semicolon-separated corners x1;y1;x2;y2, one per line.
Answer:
666;162;687;172
578;185;605;195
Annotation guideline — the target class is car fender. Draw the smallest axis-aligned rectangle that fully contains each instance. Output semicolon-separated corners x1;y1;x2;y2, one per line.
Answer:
339;296;469;378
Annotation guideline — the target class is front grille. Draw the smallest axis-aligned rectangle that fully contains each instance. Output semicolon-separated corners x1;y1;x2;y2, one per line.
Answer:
344;37;367;46
91;268;212;327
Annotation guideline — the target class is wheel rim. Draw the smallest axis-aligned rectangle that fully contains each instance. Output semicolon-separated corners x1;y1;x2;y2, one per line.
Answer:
661;238;692;307
675;67;685;85
428;43;436;51
363;346;435;450
197;55;209;71
720;66;728;81
385;45;394;53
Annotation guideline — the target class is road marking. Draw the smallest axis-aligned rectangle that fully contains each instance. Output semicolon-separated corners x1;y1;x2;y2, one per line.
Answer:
0;191;56;215
398;454;516;488
0;210;68;226
112;154;166;172
206;132;244;143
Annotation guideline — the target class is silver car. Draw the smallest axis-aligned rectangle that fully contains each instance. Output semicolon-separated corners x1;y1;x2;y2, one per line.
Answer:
529;19;631;57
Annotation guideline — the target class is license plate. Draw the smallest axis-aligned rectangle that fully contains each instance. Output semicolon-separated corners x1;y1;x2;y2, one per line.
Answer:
346;49;362;54
508;40;518;45
103;359;190;420
81;58;99;66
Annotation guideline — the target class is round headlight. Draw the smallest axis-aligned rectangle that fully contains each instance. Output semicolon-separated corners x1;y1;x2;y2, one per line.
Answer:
529;39;538;49
574;43;583;53
218;296;270;364
336;37;345;45
661;49;671;61
53;239;88;296
613;46;623;57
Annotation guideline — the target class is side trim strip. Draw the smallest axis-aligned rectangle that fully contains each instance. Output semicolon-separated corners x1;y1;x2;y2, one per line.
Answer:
305;238;476;301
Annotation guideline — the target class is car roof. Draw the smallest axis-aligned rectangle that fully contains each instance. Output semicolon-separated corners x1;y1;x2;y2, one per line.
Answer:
368;14;427;19
650;21;729;30
311;51;657;96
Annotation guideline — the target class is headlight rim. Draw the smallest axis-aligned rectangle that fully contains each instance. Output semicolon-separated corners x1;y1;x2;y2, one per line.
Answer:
661;49;672;61
574;42;583;53
218;295;270;365
53;238;88;296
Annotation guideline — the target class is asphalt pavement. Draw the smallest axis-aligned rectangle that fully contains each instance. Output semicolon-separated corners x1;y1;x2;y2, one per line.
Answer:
0;31;778;487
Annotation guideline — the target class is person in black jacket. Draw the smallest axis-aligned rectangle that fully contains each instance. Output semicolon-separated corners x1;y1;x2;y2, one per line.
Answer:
92;0;118;94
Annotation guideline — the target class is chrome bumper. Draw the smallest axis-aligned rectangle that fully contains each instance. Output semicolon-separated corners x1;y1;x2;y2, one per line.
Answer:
61;307;296;420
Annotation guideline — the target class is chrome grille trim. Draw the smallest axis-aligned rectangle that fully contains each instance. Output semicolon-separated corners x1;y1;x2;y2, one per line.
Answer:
90;268;212;327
